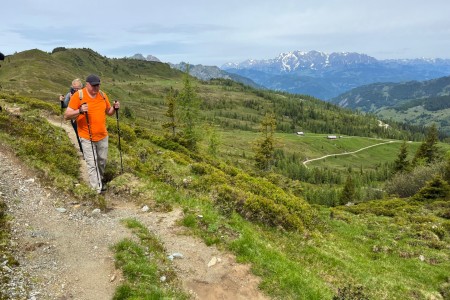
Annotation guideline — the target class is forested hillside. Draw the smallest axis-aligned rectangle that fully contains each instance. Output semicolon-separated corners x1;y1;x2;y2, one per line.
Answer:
330;76;450;112
330;76;450;135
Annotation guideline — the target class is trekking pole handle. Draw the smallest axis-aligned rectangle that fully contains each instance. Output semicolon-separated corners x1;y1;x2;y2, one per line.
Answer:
59;94;64;109
80;102;88;114
114;100;119;111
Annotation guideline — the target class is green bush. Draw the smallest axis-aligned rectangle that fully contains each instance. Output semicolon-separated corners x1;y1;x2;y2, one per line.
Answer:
409;215;437;224
190;162;211;175
233;173;313;226
191;170;229;192
412;175;450;202
244;193;304;231
341;198;419;217
439;281;450;300
438;209;450;219
442;221;450;235
0;112;79;178
0;93;59;115
333;284;369;300
211;161;239;177
146;133;187;152
214;184;305;231
107;118;136;142
384;162;445;197
162;151;191;165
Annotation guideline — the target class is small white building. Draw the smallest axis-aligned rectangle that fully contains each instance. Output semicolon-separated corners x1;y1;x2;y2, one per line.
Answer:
296;131;304;136
327;135;337;139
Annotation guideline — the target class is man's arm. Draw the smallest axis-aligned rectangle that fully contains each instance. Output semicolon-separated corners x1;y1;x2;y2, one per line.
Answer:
65;103;88;120
106;101;120;116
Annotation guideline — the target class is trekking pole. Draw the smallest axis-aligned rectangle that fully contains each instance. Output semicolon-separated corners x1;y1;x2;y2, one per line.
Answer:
58;95;65;143
114;101;124;174
60;95;64;127
83;103;101;189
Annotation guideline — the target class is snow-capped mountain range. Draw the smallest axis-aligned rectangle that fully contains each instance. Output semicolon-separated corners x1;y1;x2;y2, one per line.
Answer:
222;50;378;73
221;50;450;99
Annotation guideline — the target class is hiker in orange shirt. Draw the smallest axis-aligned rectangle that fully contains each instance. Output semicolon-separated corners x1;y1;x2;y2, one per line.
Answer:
64;74;120;194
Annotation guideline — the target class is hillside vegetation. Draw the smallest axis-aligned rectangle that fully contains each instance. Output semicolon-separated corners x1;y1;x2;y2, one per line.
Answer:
330;76;450;136
1;48;450;299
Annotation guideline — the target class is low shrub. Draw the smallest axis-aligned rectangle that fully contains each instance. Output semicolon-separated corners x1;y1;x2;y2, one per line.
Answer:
333;283;369;300
1;93;59;115
412;175;450;202
162;151;191;165
214;184;305;231
439;280;450;300
233;173;314;226
384;162;445;198
191;171;229;192
441;221;450;235
340;198;417;217
107;118;136;142
190;162;212;175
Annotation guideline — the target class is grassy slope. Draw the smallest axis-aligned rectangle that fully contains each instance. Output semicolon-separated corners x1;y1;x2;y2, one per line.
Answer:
1;48;449;299
377;105;450;136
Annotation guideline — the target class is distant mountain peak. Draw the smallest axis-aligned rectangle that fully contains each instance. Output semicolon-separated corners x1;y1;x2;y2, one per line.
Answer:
169;62;263;89
129;53;161;62
146;55;161;62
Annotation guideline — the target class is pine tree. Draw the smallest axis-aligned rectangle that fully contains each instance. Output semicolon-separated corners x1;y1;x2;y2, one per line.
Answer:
339;175;356;205
412;123;440;165
207;123;221;157
177;67;201;150
162;87;178;139
413;175;450;202
443;152;450;184
393;141;410;173
254;113;276;170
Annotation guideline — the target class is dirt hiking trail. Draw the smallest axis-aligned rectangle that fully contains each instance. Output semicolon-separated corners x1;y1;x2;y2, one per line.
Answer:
0;114;268;300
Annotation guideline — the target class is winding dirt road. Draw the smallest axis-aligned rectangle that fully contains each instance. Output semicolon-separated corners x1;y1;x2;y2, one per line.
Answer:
303;140;395;167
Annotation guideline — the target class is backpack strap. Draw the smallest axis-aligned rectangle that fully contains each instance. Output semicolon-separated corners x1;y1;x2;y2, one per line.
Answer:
78;89;106;102
99;90;106;101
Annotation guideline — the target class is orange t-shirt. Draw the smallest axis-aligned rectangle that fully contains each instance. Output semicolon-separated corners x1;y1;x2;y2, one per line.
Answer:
68;88;111;142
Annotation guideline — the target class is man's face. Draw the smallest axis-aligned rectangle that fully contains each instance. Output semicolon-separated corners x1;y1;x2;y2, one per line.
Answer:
70;83;83;94
86;82;100;96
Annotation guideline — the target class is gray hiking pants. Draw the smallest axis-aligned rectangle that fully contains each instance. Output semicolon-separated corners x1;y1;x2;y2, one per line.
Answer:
80;136;108;193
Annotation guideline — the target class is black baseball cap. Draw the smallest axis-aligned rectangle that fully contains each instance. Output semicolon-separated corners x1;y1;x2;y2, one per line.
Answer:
86;74;101;85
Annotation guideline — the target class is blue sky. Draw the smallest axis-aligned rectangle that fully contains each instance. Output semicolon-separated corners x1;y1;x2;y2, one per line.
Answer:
2;0;450;66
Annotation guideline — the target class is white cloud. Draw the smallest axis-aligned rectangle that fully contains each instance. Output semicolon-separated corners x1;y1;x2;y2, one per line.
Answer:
1;0;450;65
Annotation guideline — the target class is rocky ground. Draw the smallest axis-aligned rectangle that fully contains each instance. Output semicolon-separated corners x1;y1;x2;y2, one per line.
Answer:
0;117;268;300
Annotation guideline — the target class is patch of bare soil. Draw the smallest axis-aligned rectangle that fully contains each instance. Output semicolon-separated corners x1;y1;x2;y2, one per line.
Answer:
0;114;269;299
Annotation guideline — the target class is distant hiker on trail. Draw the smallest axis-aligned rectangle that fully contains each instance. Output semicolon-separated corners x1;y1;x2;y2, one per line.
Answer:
64;74;120;194
60;78;84;154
